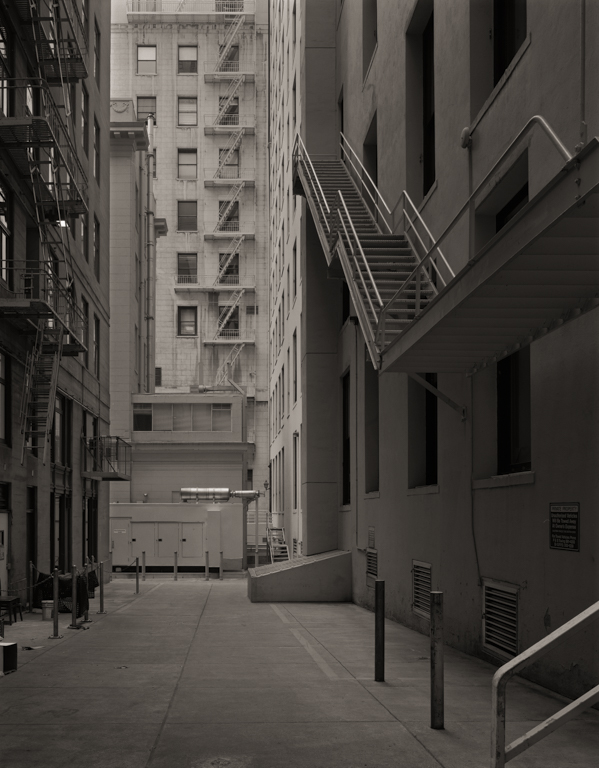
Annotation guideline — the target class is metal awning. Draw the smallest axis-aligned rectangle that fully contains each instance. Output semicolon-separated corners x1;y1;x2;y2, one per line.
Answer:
381;139;599;375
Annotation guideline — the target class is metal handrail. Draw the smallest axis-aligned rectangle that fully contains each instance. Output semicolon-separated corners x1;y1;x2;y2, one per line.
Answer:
340;132;392;233
295;134;330;229
491;600;599;767
338;191;383;311
127;1;253;13
402;190;454;279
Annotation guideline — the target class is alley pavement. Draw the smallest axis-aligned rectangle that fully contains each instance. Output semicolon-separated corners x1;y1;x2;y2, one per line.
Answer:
1;577;598;768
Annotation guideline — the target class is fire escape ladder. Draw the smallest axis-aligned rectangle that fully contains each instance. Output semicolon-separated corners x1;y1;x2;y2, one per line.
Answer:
215;288;245;339
215;343;246;384
20;322;64;465
215;235;245;284
216;13;244;72
215;75;245;125
216;181;244;231
215;129;245;178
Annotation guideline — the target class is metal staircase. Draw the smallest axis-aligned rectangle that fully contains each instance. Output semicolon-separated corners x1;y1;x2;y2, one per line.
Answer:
293;134;455;369
215;129;245;178
214;288;245;339
215;342;245;384
215;181;244;231
267;524;290;564
215;76;245;126
215;12;244;73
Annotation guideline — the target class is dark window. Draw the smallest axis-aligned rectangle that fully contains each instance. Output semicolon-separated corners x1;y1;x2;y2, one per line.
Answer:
137;45;156;74
408;373;438;487
362;0;378;78
218;200;239;231
494;0;527;85
93;118;100;182
177;201;197;231
0;351;10;445
94;20;100;85
364;354;379;492
178;46;198;73
497;348;531;475
293;330;297;402
93;315;100;377
247;468;253;489
81;296;89;368
178;149;197;178
177;253;197;283
178;306;197;336
342;371;351;505
217;304;239;335
422;11;435;196
81;85;89;154
218;96;239;126
137;96;156;124
496;183;528;232
93;216;100;279
133;403;152;431
218;252;239;284
81;212;88;261
155;367;162;387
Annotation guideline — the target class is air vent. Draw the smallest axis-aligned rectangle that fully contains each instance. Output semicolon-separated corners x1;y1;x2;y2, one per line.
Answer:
412;560;432;619
246;305;258;314
483;580;518;658
366;548;378;578
292;537;297;555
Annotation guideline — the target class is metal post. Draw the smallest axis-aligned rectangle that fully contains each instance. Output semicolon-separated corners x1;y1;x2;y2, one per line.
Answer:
430;591;444;730
83;559;90;622
28;561;34;612
375;579;385;682
142;551;146;581
219;551;223;580
205;551;210;581
97;561;107;614
68;564;79;629
135;557;140;594
174;551;178;581
48;568;63;639
255;496;259;568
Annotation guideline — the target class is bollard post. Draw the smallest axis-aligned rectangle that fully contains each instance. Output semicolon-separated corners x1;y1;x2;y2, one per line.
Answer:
48;568;63;639
205;551;210;581
375;579;385;682
174;551;178;581
29;561;34;612
68;564;79;629
82;559;91;623
219;551;223;580
142;551;146;581
97;561;107;614
430;591;444;730
135;557;140;594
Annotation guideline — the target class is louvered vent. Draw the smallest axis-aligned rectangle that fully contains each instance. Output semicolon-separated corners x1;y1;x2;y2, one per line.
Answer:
483;581;518;658
366;548;378;578
412;560;432;618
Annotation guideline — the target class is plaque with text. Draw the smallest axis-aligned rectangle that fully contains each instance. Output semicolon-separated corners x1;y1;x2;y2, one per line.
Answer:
549;503;580;551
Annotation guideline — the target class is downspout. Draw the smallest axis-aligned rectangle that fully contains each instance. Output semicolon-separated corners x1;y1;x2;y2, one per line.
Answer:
146;115;155;393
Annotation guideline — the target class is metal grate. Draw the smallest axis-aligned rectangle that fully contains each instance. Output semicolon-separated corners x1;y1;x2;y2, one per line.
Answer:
483;581;518;658
412;560;432;618
368;526;375;549
366;548;378;578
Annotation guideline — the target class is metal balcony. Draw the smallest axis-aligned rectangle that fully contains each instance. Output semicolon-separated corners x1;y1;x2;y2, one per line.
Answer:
174;274;255;291
14;0;88;82
127;1;255;23
0;260;87;351
0;80;88;216
82;436;132;481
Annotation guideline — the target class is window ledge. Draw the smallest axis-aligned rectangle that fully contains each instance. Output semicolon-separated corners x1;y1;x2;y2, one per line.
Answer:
407;484;439;496
340;504;351;513
472;471;535;490
364;491;380;500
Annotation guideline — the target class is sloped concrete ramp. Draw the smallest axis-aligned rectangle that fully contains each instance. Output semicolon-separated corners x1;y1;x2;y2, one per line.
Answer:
247;550;352;602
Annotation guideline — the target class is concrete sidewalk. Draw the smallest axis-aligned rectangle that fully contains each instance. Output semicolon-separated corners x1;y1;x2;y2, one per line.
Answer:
0;578;597;768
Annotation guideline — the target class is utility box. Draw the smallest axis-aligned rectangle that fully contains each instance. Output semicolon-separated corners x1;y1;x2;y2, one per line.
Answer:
0;641;17;674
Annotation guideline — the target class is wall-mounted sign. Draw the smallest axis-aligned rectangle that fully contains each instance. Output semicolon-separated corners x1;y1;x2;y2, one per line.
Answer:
549;503;580;551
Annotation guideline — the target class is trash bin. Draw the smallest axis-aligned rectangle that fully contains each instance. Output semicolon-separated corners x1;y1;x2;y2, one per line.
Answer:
41;600;54;621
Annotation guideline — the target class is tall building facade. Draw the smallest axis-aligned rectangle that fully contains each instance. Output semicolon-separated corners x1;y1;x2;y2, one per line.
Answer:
269;0;599;700
109;0;269;569
0;1;112;592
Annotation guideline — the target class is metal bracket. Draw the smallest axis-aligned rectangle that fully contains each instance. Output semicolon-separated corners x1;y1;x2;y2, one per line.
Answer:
408;373;467;421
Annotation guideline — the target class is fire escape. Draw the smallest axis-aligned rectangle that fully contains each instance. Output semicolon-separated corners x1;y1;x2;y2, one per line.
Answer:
0;1;88;464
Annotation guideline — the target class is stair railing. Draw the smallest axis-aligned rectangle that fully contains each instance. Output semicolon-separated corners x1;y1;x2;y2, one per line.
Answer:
294;134;330;233
491;599;599;767
340;132;392;234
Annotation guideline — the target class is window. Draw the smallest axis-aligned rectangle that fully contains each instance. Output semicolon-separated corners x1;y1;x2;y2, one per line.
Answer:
178;46;198;73
247;468;253;489
137;96;156;124
342;371;351;505
134;325;139;373
93;216;100;279
133;403;152;431
292;330;297;402
292;240;297;299
94;20;100;84
92;315;100;377
0;352;9;444
497;348;531;475
137;45;156;74
0;180;10;286
364;354;379;492
178;97;197;126
81;85;89;154
178;306;197;336
81;296;89;368
219;44;239;72
218;200;239;231
0;23;11;118
177;253;197;284
218;96;239;126
217;305;239;336
81;212;88;262
177;201;197;231
363;0;378;78
152;148;157;178
212;403;232;431
178;149;197;179
408;372;437;487
155;367;162;387
218;148;239;178
293;431;299;509
93;118;100;182
494;0;527;85
422;11;435;196
218;252;239;284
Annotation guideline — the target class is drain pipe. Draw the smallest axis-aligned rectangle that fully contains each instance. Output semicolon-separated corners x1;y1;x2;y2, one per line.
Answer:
146;115;156;393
